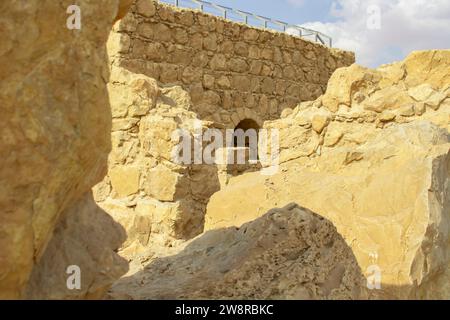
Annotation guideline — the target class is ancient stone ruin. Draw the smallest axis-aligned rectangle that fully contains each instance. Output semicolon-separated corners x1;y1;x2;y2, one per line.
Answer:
1;0;449;300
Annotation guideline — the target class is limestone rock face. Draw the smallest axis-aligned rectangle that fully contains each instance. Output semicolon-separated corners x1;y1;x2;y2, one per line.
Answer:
403;50;450;88
203;49;450;299
109;204;370;300
0;0;132;298
320;50;450;132
322;64;380;112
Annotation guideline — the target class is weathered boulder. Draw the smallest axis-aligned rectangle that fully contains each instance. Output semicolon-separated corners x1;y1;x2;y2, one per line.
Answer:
403;50;450;88
108;204;371;300
321;50;450;121
322;64;380;112
0;0;132;298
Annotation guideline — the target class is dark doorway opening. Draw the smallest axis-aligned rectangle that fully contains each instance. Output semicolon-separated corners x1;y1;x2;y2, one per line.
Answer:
233;119;260;148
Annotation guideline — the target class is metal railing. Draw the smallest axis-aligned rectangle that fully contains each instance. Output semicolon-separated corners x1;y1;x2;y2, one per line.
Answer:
158;0;332;47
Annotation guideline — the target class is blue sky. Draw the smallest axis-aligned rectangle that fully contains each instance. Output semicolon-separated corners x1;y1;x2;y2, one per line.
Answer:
171;0;450;68
202;0;337;25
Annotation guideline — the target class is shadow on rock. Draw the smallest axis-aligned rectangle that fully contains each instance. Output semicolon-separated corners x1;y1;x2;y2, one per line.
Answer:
25;191;129;299
109;203;388;300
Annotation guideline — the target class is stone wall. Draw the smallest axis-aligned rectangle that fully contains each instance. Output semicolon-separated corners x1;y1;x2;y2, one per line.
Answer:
111;0;354;128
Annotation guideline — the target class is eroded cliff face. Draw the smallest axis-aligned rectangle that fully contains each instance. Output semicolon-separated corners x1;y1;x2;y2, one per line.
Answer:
0;0;131;299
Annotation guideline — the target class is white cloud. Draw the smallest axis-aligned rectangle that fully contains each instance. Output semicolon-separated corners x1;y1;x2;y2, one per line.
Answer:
298;0;450;67
287;0;306;8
